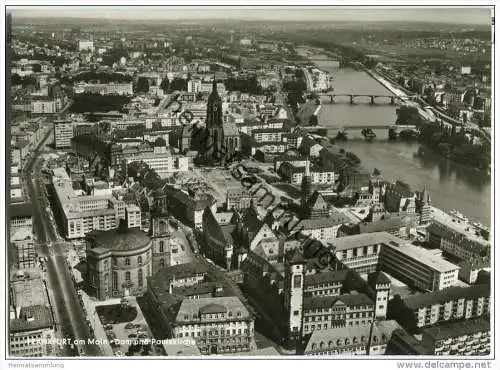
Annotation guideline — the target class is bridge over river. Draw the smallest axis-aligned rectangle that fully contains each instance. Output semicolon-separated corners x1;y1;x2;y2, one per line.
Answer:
318;93;418;105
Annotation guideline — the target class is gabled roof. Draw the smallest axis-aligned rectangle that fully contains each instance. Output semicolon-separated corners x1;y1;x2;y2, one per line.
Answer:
303;293;374;310
368;271;391;287
199;303;227;315
304;270;348;287
202;206;227;243
402;284;490;310
307;191;328;210
241;204;262;233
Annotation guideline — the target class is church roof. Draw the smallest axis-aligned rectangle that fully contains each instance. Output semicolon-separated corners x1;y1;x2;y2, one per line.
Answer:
307;191;328;210
289;250;307;265
202;206;227;243
222;121;240;137
241;204;262;233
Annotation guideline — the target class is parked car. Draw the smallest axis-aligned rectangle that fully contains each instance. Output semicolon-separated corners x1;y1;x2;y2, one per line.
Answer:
125;323;135;330
128;333;137;339
104;324;113;331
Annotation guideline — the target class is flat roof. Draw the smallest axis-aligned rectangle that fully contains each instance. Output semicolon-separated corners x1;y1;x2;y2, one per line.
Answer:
10;203;33;219
328;232;401;251
383;243;459;273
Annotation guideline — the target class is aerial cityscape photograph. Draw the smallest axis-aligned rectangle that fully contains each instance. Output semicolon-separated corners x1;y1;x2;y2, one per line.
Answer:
2;3;496;365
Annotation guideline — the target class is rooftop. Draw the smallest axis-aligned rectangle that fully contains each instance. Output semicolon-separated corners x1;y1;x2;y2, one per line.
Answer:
304;270;348;287
402;284;490;310
303;293;373;310
175;296;250;323
329;232;402;252
422;317;490;341
304;320;401;353
86;227;151;253
10;305;54;333
10;203;33;219
383;242;459;273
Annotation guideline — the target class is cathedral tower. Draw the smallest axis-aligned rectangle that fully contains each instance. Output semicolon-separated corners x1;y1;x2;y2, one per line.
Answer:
301;158;312;207
205;79;225;165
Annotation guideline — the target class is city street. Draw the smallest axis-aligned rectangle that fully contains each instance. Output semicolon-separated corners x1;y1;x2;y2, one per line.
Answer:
24;128;101;356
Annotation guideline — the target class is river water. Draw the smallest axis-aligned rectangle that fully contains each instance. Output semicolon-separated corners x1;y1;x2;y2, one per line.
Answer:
312;58;491;225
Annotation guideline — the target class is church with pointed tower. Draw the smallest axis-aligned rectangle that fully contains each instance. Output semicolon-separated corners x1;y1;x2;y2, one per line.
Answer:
201;78;240;166
300;157;330;219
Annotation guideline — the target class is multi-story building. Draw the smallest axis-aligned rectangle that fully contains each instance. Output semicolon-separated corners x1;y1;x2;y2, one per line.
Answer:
278;162;336;185
389;284;490;332
226;189;259;211
302;293;375;335
53;120;74;149
78;40;94;52
421;317;490;356
10;170;23;203
329;233;385;274
303;270;348;298
124;146;189;179
426;222;490;261
85;225;153;300
165;186;217;229
51;168;128;239
252;128;287;143
383;181;416;214
164;296;255;355
74;82;133;96
330;232;460;291
458;257;490;284
274;155;308;172
301;320;402;356
291;213;349;242
9;203;33;239
379;242;459;292
125;204;141;229
9;305;56;357
31;99;57;114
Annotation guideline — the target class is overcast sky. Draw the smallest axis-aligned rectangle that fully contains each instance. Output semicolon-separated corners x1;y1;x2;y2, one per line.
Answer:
8;6;492;25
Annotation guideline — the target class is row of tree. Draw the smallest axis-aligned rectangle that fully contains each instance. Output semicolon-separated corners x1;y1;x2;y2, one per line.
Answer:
70;93;131;113
73;71;133;83
419;122;490;170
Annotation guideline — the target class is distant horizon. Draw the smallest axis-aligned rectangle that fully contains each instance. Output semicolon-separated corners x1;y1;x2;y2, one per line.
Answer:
7;6;493;26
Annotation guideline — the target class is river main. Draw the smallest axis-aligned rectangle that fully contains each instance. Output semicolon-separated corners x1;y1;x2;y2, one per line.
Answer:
312;58;491;225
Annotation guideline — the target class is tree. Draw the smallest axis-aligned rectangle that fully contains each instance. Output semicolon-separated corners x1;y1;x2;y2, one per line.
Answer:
136;78;150;94
309;115;318;126
373;168;381;176
154;137;167;147
32;63;42;73
160;76;170;93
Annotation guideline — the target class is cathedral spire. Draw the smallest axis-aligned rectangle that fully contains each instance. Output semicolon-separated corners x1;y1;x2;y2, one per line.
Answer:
305;157;310;176
301;157;312;208
212;77;217;93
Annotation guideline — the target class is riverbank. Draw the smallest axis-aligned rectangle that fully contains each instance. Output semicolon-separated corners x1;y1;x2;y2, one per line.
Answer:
365;69;408;98
296;100;319;125
303;54;490;225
